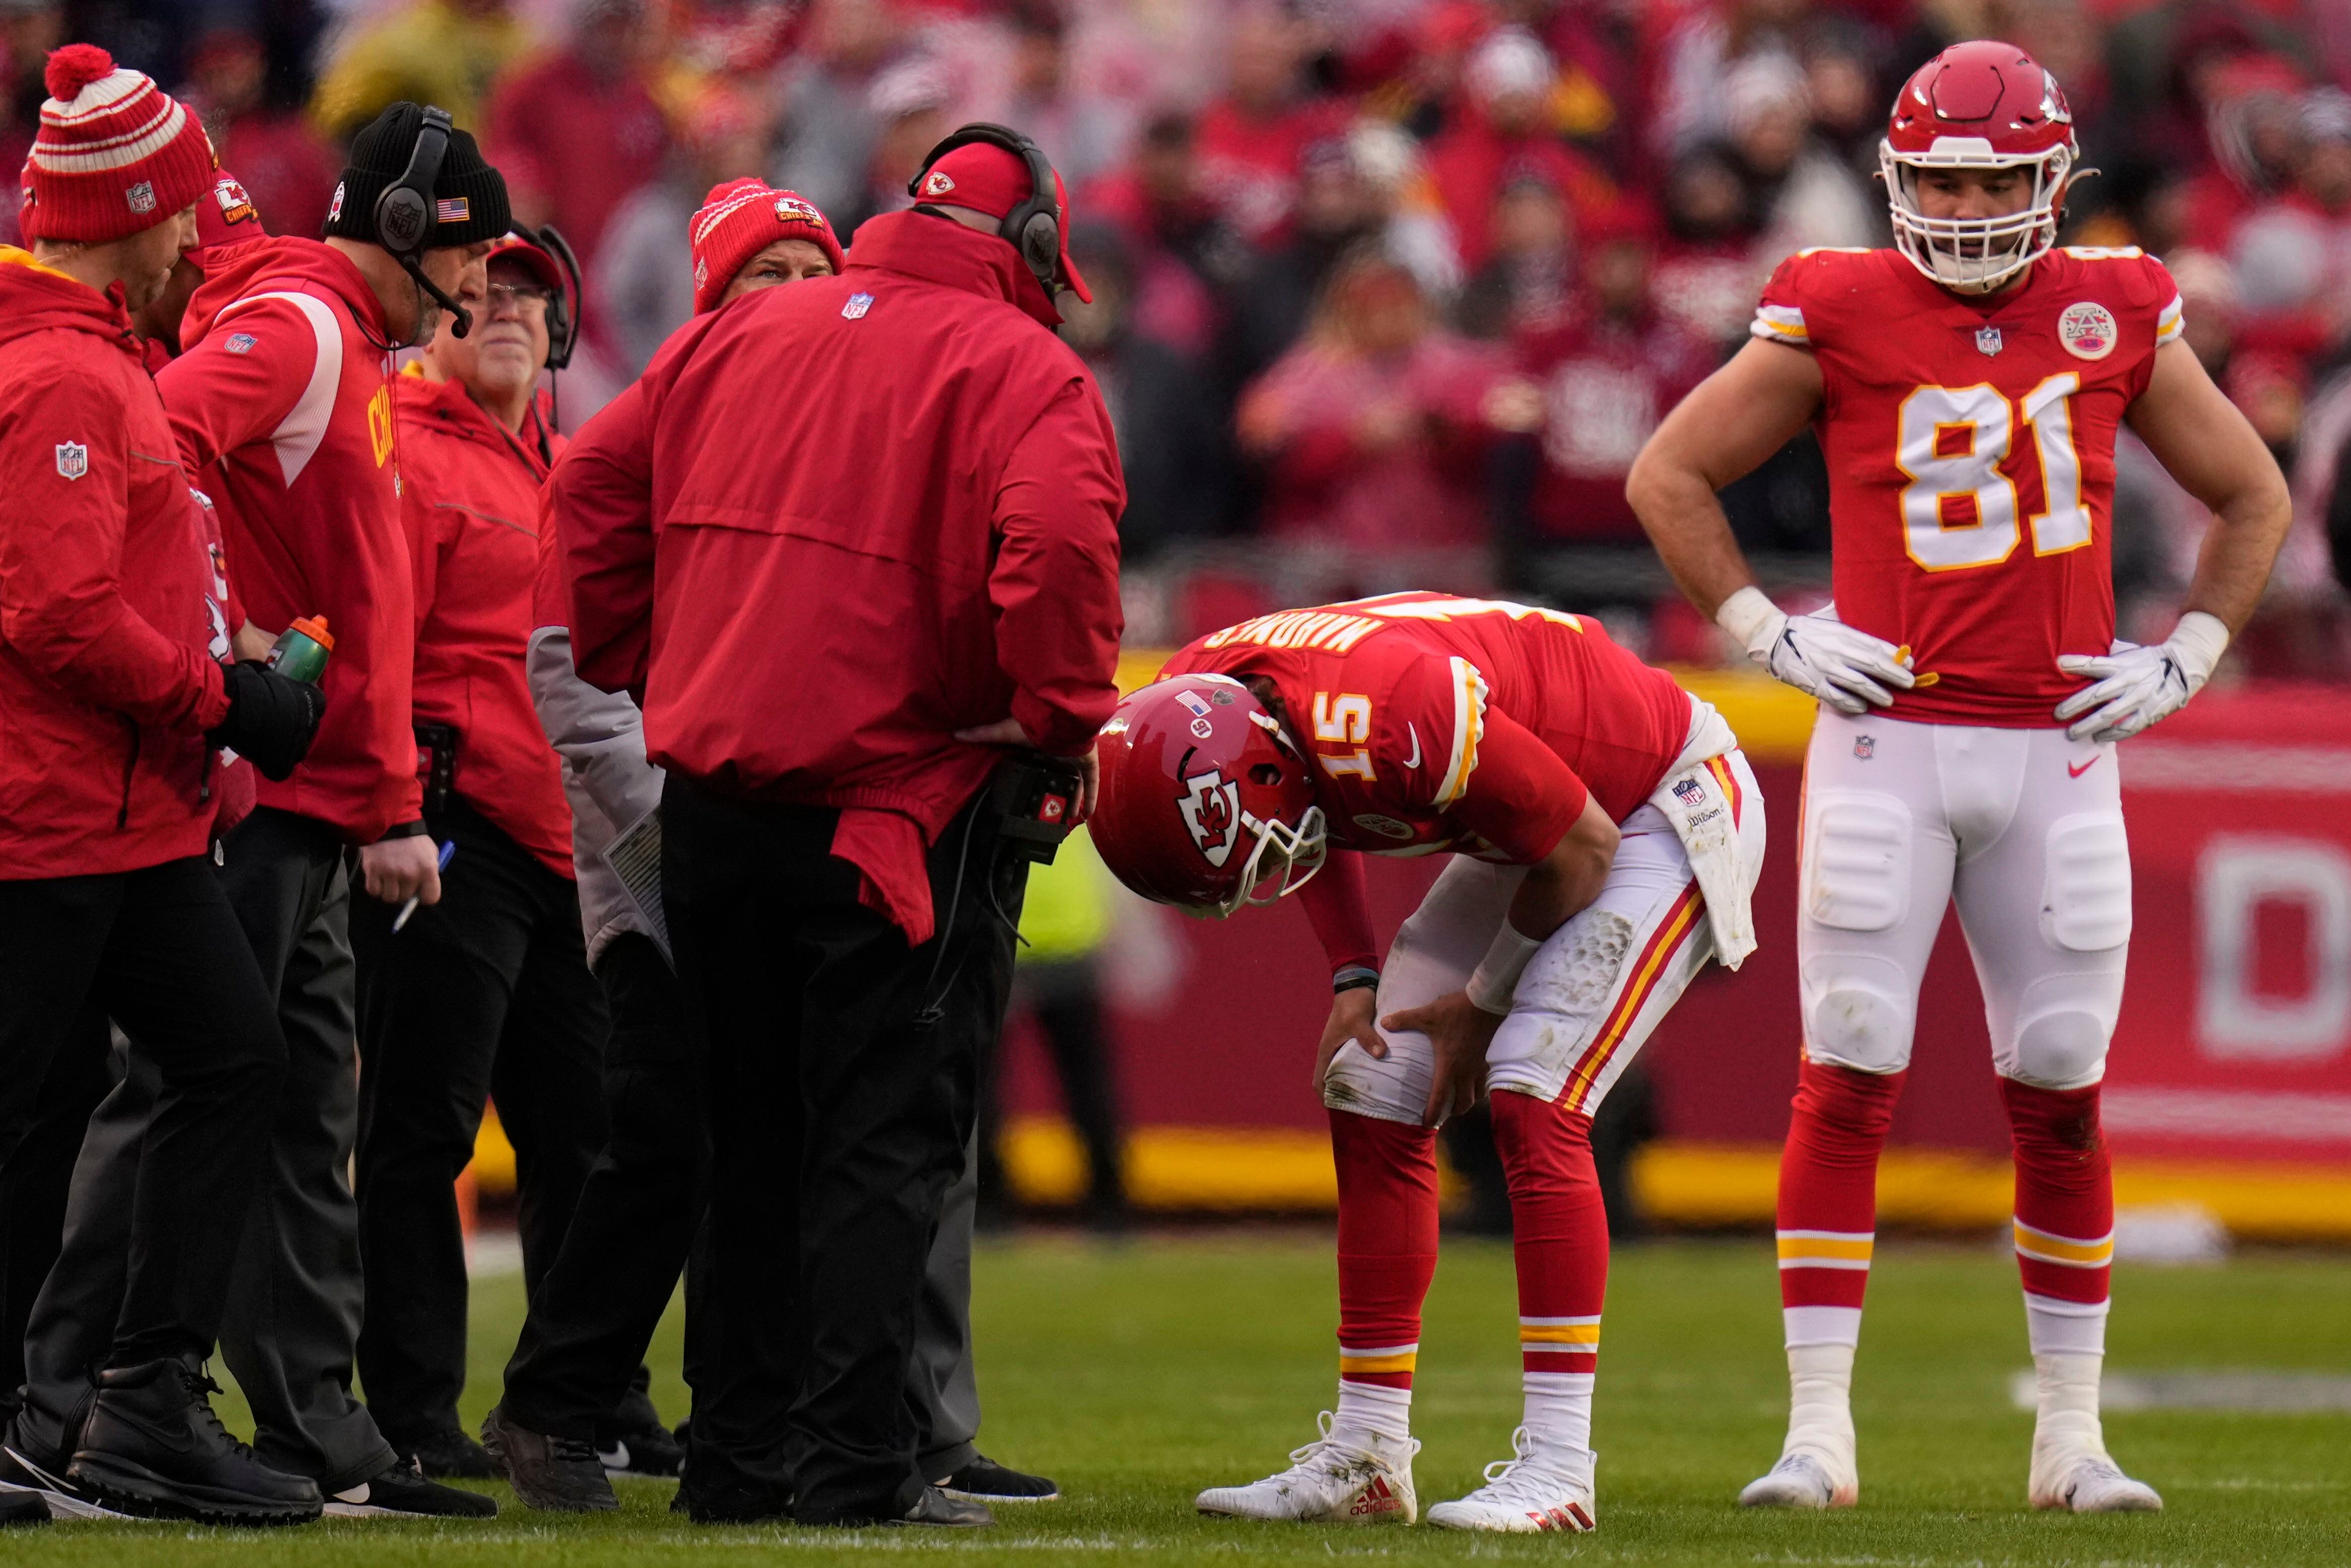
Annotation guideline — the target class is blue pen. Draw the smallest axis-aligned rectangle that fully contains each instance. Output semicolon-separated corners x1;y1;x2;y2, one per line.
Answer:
392;840;458;933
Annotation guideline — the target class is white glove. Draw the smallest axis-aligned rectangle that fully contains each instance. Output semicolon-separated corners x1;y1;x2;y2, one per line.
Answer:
2054;611;2230;743
1715;586;1915;716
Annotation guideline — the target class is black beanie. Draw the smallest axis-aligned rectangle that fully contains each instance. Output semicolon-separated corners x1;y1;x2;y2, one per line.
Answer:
324;101;511;248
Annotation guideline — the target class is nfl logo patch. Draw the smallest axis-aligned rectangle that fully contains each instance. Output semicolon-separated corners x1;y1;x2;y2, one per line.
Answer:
125;180;156;214
1672;777;1706;808
1854;735;1876;760
1976;325;2002;356
55;441;88;481
842;291;874;320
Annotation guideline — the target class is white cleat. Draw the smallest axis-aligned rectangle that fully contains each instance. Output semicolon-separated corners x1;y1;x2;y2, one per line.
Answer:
1425;1427;1596;1534
1194;1412;1417;1524
1739;1448;1858;1509
2030;1448;2162;1513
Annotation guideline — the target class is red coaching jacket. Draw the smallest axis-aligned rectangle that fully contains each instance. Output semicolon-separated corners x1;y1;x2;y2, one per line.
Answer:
393;369;574;879
0;250;232;879
555;212;1125;944
159;236;423;844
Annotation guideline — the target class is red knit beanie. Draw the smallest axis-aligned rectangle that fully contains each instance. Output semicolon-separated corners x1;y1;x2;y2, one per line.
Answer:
689;179;846;315
19;45;215;244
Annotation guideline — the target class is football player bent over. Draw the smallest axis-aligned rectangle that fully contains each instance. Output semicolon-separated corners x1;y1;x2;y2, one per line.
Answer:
1089;592;1767;1533
1628;40;2290;1516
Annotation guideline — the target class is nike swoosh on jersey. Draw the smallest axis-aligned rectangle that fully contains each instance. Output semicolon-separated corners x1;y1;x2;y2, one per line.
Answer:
2068;756;2101;778
1403;724;1422;770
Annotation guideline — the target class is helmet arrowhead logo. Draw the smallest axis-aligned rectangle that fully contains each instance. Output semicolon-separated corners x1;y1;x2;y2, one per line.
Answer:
1177;770;1241;867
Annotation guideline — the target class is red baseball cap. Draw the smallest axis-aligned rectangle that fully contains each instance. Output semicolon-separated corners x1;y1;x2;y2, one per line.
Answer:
910;137;1091;303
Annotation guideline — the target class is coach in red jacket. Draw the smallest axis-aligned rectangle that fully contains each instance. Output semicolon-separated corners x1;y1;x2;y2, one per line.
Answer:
554;125;1123;1528
0;46;323;1524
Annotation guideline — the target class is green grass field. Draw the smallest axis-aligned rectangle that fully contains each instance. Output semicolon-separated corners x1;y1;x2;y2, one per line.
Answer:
9;1233;2348;1564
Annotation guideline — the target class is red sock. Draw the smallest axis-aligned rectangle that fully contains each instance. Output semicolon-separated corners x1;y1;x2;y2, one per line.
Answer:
2002;1079;2113;1327
1330;1109;1439;1392
1776;1059;1903;1328
1490;1090;1607;1375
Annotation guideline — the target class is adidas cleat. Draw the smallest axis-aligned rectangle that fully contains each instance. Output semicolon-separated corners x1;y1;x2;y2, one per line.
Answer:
1194;1413;1416;1524
2030;1448;2161;1513
1739;1448;1858;1509
1426;1427;1596;1533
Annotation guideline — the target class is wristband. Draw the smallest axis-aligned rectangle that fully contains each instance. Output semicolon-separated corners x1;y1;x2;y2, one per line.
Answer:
1465;923;1544;1017
376;820;430;841
1713;585;1784;659
1332;965;1380;995
2168;610;2231;690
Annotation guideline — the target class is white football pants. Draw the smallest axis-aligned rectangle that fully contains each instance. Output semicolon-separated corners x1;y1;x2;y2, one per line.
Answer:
1324;749;1764;1123
1798;710;2130;1089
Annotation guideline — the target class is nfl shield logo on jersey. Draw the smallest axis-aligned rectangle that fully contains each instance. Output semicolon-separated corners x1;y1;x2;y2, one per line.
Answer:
1976;324;2003;356
1673;777;1707;809
1854;734;1876;760
842;291;874;320
54;441;87;480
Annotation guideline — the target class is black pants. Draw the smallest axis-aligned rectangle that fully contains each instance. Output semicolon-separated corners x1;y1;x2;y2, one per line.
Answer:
350;799;609;1445
0;858;284;1367
0;1008;109;1415
498;931;708;1441
979;957;1126;1221
666;777;1022;1525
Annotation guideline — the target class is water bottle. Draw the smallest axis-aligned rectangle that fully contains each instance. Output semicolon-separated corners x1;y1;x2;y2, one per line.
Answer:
264;615;334;684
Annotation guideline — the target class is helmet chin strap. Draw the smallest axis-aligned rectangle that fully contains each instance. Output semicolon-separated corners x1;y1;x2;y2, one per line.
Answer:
402;252;472;341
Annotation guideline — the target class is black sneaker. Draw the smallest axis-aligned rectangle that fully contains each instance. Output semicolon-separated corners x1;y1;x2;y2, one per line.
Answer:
480;1405;615;1514
66;1357;321;1525
596;1419;684;1478
394;1426;495;1480
326;1456;497;1518
893;1485;992;1527
2;1436;133;1522
938;1455;1060;1503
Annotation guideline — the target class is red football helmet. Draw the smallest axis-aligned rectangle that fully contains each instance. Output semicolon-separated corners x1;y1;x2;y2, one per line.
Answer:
1091;674;1327;918
1880;40;2078;294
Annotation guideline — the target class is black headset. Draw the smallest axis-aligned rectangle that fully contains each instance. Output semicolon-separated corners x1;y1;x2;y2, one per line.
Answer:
909;122;1063;294
513;222;581;371
373;105;472;339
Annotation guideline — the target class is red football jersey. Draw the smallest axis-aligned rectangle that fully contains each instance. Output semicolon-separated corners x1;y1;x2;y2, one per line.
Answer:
1753;245;2184;726
1161;592;1692;863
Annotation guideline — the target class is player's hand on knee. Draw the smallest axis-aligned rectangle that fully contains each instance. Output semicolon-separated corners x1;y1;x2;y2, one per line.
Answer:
1314;987;1383;1094
1718;589;1913;714
1382;990;1502;1127
2054;613;2228;743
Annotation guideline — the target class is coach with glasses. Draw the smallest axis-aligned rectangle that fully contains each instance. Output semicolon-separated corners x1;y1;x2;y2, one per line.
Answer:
551;123;1123;1528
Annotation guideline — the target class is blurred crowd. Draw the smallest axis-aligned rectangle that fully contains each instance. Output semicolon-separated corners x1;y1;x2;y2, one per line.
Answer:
12;0;2351;670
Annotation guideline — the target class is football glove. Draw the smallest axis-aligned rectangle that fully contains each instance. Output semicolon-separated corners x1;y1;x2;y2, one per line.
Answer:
1716;587;1914;715
2053;611;2230;744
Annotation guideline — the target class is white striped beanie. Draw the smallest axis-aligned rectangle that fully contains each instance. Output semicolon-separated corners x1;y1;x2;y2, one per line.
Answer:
19;44;214;243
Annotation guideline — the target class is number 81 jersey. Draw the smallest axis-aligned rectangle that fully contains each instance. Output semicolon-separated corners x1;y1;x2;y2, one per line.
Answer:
1753;244;2183;726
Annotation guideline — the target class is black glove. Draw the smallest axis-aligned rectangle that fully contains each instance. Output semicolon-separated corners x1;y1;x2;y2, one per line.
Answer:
208;660;326;782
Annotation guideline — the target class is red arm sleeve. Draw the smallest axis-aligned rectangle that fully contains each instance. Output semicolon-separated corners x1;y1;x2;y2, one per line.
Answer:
0;366;228;731
1296;848;1379;975
155;296;314;477
1444;707;1588;864
551;379;657;696
990;378;1125;755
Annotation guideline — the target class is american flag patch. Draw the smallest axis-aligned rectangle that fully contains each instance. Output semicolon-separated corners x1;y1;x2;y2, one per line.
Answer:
434;197;470;223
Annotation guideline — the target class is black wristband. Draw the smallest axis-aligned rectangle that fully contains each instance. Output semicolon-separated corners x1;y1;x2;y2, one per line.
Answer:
376;820;430;841
1332;965;1380;995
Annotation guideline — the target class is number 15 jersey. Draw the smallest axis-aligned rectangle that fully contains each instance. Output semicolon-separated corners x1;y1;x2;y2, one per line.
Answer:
1752;244;2183;727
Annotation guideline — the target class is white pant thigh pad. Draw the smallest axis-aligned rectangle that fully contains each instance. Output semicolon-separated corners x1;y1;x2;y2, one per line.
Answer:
1802;791;1913;933
1489;819;1714;1112
1322;859;1522;1125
